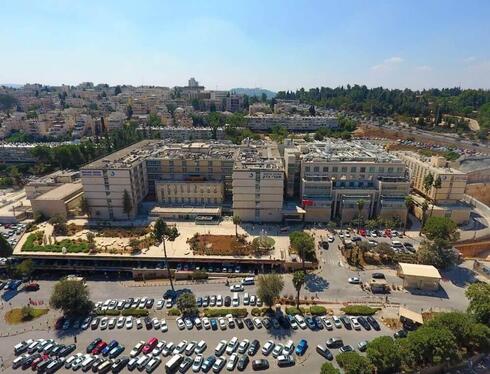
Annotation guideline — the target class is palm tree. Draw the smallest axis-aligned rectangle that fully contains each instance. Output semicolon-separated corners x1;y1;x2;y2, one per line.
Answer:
423;172;434;198
404;196;414;234
232;215;241;237
356;199;365;232
292;271;306;309
419;200;429;236
430;176;442;217
153;218;179;291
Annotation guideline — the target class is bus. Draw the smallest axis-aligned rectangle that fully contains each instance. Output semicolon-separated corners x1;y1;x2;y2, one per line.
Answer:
165;354;183;373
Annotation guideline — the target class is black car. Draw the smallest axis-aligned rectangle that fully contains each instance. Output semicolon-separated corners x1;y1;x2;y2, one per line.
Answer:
248;340;260;356
196;297;203;307
262;318;271;329
340;316;352;329
366;316;380;331
372;272;385;279
144;316;153;329
252;359;269;371
22;353;40;370
224;296;231;307
316;345;333;360
46;358;64;373
112;356;129;373
278;315;290;329
146;298;154;308
91;357;106;372
237;355;250;371
313;317;324;330
36;358;53;372
235;318;244;329
394;329;408;339
244;318;255;330
357;316;371;330
352;236;362;242
87;338;101;354
326;337;343;349
91;317;100;330
59;344;76;357
50;344;65;356
179;357;193;373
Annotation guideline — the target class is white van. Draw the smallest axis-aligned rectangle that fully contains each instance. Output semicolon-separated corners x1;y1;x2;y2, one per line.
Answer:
391;240;403;248
81;355;96;370
232;293;239;307
243;293;250;305
241;277;255;285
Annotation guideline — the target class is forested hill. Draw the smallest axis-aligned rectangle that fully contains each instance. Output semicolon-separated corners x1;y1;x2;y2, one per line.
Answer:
276;85;490;132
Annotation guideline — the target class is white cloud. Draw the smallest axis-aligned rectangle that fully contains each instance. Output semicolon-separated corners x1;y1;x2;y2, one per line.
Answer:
463;56;477;63
416;65;432;71
371;56;404;71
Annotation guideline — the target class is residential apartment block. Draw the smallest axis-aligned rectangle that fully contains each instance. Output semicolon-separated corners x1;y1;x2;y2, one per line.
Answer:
245;114;338;132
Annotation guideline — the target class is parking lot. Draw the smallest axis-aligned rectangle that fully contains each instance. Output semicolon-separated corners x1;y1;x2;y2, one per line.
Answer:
0;222;26;253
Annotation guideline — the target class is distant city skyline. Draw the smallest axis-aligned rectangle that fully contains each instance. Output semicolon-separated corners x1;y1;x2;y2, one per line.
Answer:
1;0;489;90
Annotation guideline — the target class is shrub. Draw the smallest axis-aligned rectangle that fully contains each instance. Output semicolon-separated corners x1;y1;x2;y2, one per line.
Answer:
168;308;181;316
251;307;262;316
203;308;248;318
121;308;149;317
191;270;208;280
321;362;341;374
22;232;89;253
310;305;327;316
285;306;307;315
341;305;379;316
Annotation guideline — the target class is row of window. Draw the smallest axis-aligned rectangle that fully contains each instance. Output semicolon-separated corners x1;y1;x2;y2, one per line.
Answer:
164;197;219;204
305;165;404;174
163;185;219;194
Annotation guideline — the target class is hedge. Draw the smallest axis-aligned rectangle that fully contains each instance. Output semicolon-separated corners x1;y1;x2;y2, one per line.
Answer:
310;305;327;316
321;363;341;374
203;308;248;318
122;308;149;317
285;307;308;315
251;307;269;317
168;308;181;316
341;305;379;316
22;232;89;253
191;270;208;280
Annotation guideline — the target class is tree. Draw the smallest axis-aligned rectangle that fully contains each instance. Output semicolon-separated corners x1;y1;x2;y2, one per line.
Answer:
122;189;133;219
49;214;68;236
14;259;34;279
430;176;442;217
176;293;198;317
327;221;337;232
355;199;365;231
292;271;306;309
289;231;315;271
114;85;122;95
336;352;373;374
423;172;434;196
256;274;284;309
128;238;140;254
320;363;340;374
21;305;34;321
80;196;90;218
416;240;458;269
86;232;96;252
466;283;490;325
0;233;13;257
49;279;94;317
153;218;179;291
366;336;402;374
404;196;414;234
402;326;459;368
419;200;429;235
232;215;241;237
423;216;459;242
309;105;316;116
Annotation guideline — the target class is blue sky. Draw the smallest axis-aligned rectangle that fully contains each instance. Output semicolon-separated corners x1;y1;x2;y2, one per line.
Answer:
1;0;489;90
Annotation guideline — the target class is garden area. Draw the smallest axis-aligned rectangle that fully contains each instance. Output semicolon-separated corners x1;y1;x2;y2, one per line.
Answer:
187;233;275;256
22;231;90;253
5;306;49;324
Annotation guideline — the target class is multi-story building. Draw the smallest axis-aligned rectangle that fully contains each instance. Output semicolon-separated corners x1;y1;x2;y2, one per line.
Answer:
397;152;470;224
137;126;225;141
106;112;126;132
232;142;284;222
246;114;338;132
287;140;410;223
155;180;224;206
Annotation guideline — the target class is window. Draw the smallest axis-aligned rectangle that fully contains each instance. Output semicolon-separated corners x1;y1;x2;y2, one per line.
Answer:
351;167;356;172
305;166;310;172
379;167;385;173
332;166;338;172
388;167;393;173
314;166;319;172
369;166;375;173
341;167;347;172
323;166;329;172
360;167;366;172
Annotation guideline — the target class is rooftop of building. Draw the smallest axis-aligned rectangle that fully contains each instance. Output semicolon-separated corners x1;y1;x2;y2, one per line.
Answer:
26;170;80;185
301;140;402;163
33;182;83;201
397;151;465;175
234;141;284;171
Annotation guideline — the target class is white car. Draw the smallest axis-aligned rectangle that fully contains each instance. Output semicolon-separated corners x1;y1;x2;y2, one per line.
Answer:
332;315;342;328
225;337;238;355
194;317;202;329
351;317;361;330
327;236;335;242
321;316;333;330
184;318;193;330
253;318;263;328
195;340;207;354
173;340;188;355
176;317;185;330
237;339;249;354
136;318;143;329
152;341;165;356
185;341;197;356
125;316;133;329
202;317;211;330
152;318;160;330
282;340;294;355
226;353;238;371
226;314;234;327
218;317;227;330
289;317;298;329
229;284;244;292
192;354;203;372
160;319;168;332
348;277;361;284
261;340;274;356
130;341;145;358
100;317;109;330
215;340;227;356
294;314;307;329
116;316;125;329
212;358;225;373
161;342;174;356
272;344;284;358
216;295;223;307
165;299;173;308
156;300;164;309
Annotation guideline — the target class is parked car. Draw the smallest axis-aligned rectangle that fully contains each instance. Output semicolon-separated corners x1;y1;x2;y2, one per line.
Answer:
251;359;269;371
316;345;333;360
295;339;308;356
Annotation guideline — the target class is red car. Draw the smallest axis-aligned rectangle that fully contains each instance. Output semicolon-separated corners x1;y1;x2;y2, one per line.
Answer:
24;283;40;292
92;341;107;355
359;229;366;237
384;229;392;238
142;337;158;354
31;354;48;370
